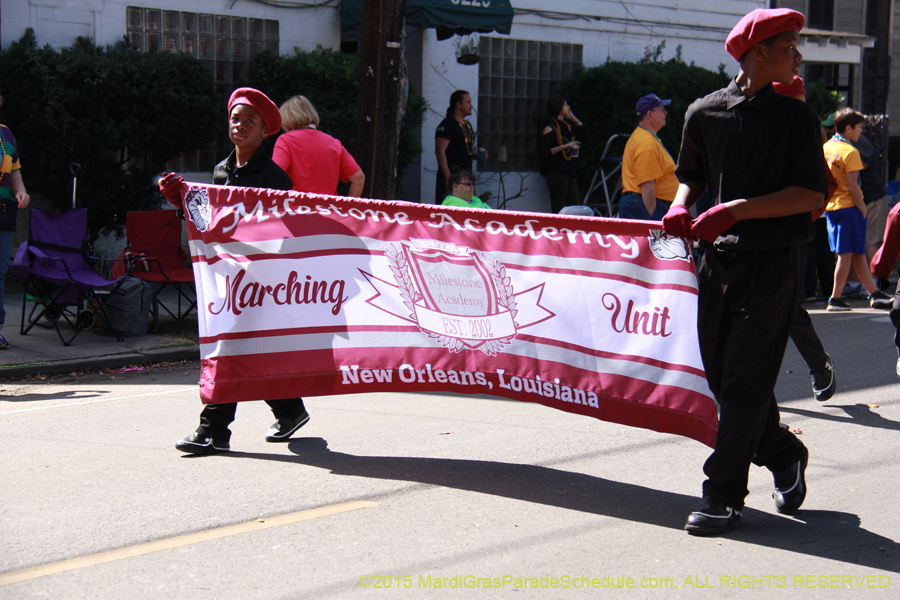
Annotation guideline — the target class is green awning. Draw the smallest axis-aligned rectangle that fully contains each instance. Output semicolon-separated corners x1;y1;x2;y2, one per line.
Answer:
341;0;513;41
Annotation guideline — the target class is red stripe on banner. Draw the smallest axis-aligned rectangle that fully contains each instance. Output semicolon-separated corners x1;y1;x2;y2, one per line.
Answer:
193;247;376;266
514;333;707;379
198;326;705;380
505;263;698;295
199;324;420;344
194;249;697;294
198;348;717;447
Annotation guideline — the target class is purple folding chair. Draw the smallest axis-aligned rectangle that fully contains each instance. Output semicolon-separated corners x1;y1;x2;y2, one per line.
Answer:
11;208;129;345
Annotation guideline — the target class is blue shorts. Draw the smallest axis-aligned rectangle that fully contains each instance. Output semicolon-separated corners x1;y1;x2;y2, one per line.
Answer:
617;193;670;221
826;206;867;254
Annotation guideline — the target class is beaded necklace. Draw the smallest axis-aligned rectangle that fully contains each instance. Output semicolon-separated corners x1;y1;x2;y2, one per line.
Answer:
456;118;477;158
550;118;575;161
832;133;851;144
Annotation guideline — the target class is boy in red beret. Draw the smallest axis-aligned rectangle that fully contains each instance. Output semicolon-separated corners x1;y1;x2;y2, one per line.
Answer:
662;8;829;535
160;88;309;455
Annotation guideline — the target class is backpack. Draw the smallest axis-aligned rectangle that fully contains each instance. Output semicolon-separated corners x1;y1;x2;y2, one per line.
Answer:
103;279;157;337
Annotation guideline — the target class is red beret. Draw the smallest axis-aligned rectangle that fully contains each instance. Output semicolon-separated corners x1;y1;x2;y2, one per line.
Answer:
773;76;806;98
228;87;282;135
725;8;805;62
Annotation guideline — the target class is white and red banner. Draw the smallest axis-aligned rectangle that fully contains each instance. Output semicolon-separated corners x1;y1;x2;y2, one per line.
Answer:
181;184;717;447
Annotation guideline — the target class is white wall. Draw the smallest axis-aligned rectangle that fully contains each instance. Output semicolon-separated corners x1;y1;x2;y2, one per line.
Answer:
1;0;340;52
415;0;765;212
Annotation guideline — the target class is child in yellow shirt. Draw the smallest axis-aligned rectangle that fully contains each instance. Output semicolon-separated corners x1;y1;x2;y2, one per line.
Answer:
822;108;892;311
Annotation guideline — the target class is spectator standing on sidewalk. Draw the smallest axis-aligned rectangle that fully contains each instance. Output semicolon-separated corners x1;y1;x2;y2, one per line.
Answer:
618;93;677;221
853;127;889;288
663;8;827;536
0;92;30;350
435;90;479;204
539;95;588;213
273;95;365;197
822;108;893;311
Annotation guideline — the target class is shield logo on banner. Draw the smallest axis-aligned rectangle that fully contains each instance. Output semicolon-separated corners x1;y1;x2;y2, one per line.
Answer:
406;248;497;317
362;239;554;356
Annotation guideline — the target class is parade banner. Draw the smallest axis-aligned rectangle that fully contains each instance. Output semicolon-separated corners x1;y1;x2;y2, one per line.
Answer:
180;184;718;447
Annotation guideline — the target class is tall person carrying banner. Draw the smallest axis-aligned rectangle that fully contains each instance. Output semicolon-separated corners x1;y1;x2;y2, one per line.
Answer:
664;8;829;536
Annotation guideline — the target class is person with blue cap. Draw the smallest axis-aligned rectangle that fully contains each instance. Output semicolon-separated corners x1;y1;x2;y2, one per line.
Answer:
618;93;677;221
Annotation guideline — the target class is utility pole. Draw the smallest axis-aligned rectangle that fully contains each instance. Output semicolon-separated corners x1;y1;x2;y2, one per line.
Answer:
356;0;408;200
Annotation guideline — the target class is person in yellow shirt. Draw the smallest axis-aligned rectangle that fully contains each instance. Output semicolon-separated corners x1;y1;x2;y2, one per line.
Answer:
618;93;678;220
822;108;892;311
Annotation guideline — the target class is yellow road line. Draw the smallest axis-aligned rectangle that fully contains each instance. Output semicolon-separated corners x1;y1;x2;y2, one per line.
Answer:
0;387;198;415
0;500;377;587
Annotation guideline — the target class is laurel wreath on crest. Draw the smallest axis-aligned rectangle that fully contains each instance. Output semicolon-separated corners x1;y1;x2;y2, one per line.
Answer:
384;243;517;356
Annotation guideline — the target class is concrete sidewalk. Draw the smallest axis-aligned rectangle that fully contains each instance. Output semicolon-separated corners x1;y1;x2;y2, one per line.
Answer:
0;282;199;380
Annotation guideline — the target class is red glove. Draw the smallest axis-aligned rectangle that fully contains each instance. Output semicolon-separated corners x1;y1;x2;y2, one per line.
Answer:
691;203;737;243
662;204;693;239
158;172;184;207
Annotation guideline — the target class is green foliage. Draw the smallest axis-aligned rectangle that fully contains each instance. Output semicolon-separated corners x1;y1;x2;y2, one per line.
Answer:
251;46;426;198
804;79;843;121
0;29;218;236
562;42;730;186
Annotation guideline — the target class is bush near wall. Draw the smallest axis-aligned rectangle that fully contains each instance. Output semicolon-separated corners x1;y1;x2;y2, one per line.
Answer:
561;44;730;195
0;29;219;237
252;47;427;199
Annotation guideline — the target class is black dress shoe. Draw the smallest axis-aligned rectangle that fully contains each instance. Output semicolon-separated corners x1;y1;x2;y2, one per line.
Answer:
265;410;310;442
685;496;742;536
811;353;835;402
175;432;230;455
773;445;809;515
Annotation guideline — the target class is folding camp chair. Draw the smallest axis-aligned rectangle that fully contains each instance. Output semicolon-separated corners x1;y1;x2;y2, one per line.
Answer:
11;208;129;345
117;210;196;329
582;133;631;217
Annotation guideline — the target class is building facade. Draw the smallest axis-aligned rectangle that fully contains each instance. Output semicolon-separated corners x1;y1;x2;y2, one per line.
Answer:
2;1;890;207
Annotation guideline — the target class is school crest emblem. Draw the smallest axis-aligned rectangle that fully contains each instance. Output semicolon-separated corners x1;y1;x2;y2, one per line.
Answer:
361;239;554;356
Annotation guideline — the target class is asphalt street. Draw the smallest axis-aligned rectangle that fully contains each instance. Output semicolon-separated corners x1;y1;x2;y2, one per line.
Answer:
0;301;897;599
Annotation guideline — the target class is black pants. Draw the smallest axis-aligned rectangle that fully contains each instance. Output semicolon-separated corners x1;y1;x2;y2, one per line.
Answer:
698;245;806;508
435;175;447;205
545;172;580;213
813;217;834;298
790;306;828;372
197;398;306;441
791;242;828;372
892;288;900;354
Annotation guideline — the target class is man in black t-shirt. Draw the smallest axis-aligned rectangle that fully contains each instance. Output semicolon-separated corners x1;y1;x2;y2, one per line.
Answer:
663;9;828;536
435;90;478;204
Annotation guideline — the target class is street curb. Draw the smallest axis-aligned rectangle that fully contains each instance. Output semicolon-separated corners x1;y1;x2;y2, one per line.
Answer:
0;345;200;380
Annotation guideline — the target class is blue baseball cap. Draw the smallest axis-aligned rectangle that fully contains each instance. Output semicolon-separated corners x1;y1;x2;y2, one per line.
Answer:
636;93;672;115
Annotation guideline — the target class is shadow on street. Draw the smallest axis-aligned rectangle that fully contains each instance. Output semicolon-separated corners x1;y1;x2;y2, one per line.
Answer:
199;436;899;574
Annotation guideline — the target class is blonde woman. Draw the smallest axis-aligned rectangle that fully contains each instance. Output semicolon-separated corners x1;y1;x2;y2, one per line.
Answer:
272;95;365;197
